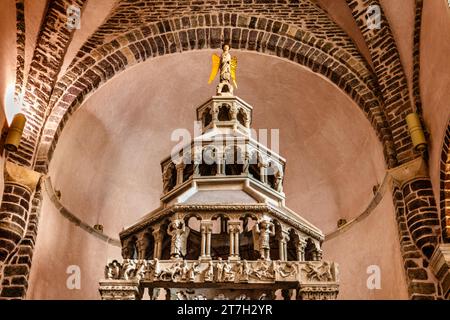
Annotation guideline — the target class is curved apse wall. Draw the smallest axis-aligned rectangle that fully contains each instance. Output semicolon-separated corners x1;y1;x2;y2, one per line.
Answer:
27;51;406;299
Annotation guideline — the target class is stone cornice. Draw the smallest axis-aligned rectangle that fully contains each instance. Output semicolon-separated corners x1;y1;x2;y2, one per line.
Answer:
4;160;42;191
388;156;428;187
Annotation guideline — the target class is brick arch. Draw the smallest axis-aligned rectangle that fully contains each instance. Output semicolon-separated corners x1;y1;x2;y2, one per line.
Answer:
440;120;450;242
35;13;396;173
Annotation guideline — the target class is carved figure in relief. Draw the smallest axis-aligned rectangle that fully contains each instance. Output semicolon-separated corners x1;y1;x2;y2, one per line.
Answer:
204;260;214;282
236;260;250;282
170;262;184;281
167;219;190;259
222;261;235;282
230;104;238;120
274;261;297;278
253;218;275;260
105;260;121;279
176;291;188;300
162;163;174;193
216;257;224;282
208;44;238;95
153;258;161;278
250;260;275;280
135;260;148;280
122;259;137;280
273;166;284;193
189;262;201;282
242;153;250;175
303;262;333;282
181;260;190;280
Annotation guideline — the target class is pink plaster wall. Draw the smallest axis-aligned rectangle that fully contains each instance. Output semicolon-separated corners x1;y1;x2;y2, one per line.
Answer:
0;0;16;122
0;0;16;193
323;191;409;300
380;0;415;104
27;51;406;299
27;192;120;299
420;0;450;203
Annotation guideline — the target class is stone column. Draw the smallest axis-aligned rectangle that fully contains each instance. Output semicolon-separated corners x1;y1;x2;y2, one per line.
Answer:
227;221;241;260
217;152;225;176
312;247;323;261
211;105;219;127
152;227;163;260
277;231;289;261
136;233;149;260
0;161;41;263
200;221;213;260
297;239;307;261
176;162;185;185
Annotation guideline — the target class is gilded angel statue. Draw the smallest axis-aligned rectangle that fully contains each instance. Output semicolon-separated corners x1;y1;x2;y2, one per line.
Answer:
208;44;237;96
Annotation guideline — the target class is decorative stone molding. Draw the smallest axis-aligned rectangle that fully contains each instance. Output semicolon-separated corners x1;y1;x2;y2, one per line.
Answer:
430;244;450;298
388;157;428;188
4;161;41;192
100;258;339;300
99;279;143;300
43;176;120;247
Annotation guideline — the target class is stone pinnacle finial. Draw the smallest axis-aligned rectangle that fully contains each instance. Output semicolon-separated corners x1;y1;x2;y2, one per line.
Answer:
208;44;238;96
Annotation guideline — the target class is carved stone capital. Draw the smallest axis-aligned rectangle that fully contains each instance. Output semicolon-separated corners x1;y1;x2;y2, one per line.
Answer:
176;162;186;170
277;229;290;242
200;220;213;233
4;160;42;191
388;157;428;187
152;226;163;241
227;221;241;234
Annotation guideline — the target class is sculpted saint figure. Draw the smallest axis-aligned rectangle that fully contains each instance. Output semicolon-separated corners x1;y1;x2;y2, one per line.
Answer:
253;218;275;260
162;162;174;193
167;219;190;259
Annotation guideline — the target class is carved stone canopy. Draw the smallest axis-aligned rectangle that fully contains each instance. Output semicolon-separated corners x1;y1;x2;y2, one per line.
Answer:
99;89;338;300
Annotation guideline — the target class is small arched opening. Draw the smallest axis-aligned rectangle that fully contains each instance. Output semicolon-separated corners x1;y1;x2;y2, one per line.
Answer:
225;146;244;175
199;147;218;176
184;215;202;260
218;104;231;121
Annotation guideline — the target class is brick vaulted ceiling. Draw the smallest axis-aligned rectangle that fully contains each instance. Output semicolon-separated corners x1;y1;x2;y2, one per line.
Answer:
10;0;413;174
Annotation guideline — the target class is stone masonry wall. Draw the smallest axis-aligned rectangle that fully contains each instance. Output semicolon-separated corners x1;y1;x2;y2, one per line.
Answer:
346;0;415;166
8;0;86;168
0;187;42;299
440;121;450;242
393;185;441;299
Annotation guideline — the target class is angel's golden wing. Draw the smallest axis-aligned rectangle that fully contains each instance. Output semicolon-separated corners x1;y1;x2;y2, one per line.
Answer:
231;56;238;88
208;54;220;84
